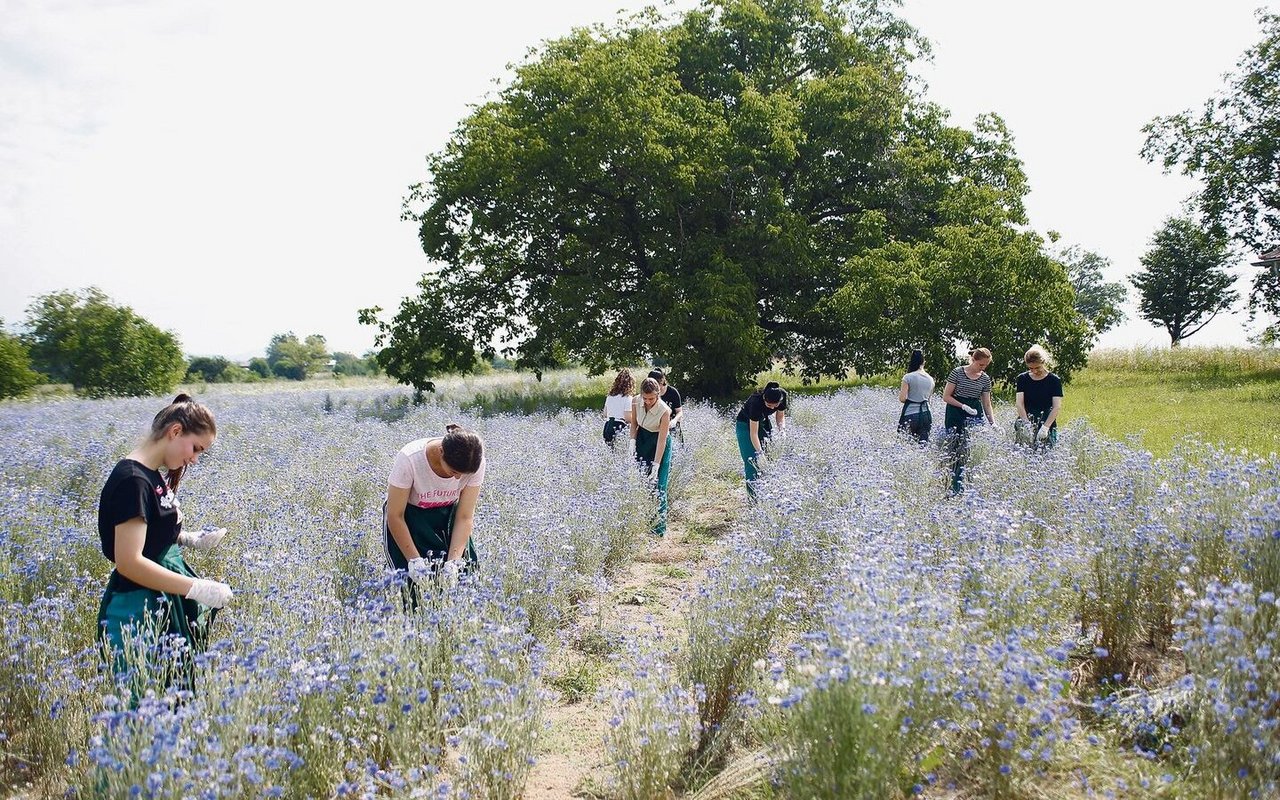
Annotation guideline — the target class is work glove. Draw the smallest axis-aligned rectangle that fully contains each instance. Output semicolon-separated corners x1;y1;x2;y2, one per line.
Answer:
1036;425;1051;441
407;557;432;587
440;559;462;587
186;578;233;608
961;404;978;416
177;526;227;551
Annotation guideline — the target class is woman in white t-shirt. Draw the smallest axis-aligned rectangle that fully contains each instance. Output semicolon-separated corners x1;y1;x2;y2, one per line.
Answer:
603;369;635;446
384;424;486;595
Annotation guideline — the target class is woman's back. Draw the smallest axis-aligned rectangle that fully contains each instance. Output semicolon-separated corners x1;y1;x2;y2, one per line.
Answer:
902;371;934;403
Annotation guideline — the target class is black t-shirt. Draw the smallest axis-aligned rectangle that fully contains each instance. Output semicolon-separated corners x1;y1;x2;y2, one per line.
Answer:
736;391;784;424
1016;371;1063;426
661;385;682;415
98;459;181;591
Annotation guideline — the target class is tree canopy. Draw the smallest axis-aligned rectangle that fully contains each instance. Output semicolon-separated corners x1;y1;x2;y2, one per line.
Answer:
266;333;330;380
369;0;1092;395
1129;217;1239;347
0;320;42;399
1142;10;1280;330
22;288;186;398
1056;244;1126;338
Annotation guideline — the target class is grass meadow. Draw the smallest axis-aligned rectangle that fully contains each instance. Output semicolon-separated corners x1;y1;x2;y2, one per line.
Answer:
0;346;1277;799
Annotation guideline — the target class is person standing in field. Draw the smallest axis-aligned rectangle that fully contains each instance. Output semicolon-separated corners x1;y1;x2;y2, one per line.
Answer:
1014;345;1064;449
648;369;684;443
735;383;785;497
384;424;485;603
897;348;934;443
942;348;995;494
631;377;673;536
97;394;233;694
603;369;635;447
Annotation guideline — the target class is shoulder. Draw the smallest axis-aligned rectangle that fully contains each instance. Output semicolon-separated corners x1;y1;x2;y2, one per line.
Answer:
1016;371;1030;384
398;438;430;457
946;367;964;381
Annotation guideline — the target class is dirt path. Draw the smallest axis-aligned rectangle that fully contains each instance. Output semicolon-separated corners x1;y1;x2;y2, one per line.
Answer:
524;479;742;799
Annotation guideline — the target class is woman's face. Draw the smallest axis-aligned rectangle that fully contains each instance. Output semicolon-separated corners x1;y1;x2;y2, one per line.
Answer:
1026;358;1045;373
972;357;991;371
643;391;659;408
765;400;781;411
163;427;215;471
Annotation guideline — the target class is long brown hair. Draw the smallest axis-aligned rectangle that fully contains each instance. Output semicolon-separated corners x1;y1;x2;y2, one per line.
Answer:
150;394;216;491
608;369;635;397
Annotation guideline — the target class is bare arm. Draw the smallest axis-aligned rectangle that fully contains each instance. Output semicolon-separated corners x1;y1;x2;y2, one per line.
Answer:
447;485;481;561
629;398;639;441
385;484;420;561
774;409;785;431
942;381;962;408
654;411;670;467
749;419;763;453
1015;392;1028;421
1043;396;1063;429
981;391;995;424
114;518;197;595
899;380;910;403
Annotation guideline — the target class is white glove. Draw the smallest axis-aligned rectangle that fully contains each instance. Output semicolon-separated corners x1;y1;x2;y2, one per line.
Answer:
407;557;432;586
185;578;233;608
1036;425;1051;441
961;404;978;416
440;559;461;586
177;526;227;551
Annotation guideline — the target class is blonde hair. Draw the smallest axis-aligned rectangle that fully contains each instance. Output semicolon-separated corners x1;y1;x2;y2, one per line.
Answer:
639;377;660;395
969;347;992;363
1024;345;1052;369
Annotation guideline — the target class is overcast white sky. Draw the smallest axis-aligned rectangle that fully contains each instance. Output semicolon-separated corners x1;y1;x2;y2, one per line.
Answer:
1;0;1274;359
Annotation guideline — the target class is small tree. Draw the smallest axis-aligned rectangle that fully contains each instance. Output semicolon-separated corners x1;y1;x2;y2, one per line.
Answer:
22;288;186;397
1057;244;1127;338
247;357;272;379
186;356;232;382
1130;218;1239;346
0;321;42;399
266;332;329;380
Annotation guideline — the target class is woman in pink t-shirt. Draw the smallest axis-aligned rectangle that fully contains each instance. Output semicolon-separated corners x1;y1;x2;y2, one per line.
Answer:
383;424;486;594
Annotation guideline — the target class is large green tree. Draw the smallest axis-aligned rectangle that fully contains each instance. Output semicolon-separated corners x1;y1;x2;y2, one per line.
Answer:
369;0;1090;395
1056;244;1127;339
22;288;186;397
1142;10;1280;331
1129;217;1239;347
266;332;330;380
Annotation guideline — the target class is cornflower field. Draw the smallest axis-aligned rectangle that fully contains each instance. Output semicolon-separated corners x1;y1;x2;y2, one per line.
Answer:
1;371;1278;799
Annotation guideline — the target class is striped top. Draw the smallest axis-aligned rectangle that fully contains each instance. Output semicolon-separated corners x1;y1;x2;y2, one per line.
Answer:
946;366;992;399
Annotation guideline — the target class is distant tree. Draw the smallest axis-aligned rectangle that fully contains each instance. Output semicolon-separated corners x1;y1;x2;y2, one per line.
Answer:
332;351;371;376
370;0;1091;396
266;332;329;380
186;356;232;382
22;288;186;397
1056;244;1127;338
1130;218;1239;346
0;321;42;399
247;357;272;379
1142;11;1280;328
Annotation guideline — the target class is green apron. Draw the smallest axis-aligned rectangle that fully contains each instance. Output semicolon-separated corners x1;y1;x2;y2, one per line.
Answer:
97;543;217;692
634;427;672;536
385;501;479;609
944;395;984;431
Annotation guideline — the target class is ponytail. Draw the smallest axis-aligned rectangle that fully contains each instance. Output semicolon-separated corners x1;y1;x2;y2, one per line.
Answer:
149;394;216;492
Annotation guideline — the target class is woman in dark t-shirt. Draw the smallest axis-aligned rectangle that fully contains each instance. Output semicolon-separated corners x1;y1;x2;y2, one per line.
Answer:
735;383;785;497
97;394;232;693
1014;345;1064;449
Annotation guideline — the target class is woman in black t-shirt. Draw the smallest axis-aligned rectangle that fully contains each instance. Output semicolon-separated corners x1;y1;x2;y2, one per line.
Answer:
1014;346;1064;449
97;394;233;693
734;383;785;497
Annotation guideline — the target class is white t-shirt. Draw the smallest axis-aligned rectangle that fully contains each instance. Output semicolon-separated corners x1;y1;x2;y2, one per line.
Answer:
604;394;632;420
388;438;486;509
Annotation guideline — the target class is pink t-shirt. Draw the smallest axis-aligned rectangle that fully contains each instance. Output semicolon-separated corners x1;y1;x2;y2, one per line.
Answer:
388;438;486;509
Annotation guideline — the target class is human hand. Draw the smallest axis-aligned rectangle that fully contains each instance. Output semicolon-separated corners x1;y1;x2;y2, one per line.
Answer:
1036;425;1051;441
186;578;234;608
407;557;432;586
178;526;227;551
961;404;978;416
440;559;461;586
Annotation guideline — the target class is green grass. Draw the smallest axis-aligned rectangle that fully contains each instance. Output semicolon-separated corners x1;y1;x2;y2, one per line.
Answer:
1063;347;1280;457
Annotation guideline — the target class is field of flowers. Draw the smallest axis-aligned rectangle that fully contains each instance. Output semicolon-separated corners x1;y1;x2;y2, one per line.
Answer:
2;374;1278;799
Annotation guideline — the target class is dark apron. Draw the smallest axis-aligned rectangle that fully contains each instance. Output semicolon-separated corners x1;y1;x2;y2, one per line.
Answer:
944;395;984;430
944;395;984;493
634;427;672;536
898;400;932;439
97;543;217;692
384;501;479;569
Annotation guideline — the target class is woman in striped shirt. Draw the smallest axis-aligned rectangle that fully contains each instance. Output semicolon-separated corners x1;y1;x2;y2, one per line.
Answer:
941;348;995;493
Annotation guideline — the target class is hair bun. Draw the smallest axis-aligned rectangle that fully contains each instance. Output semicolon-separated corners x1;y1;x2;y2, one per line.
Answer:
173;393;193;404
445;423;461;433
765;381;781;390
